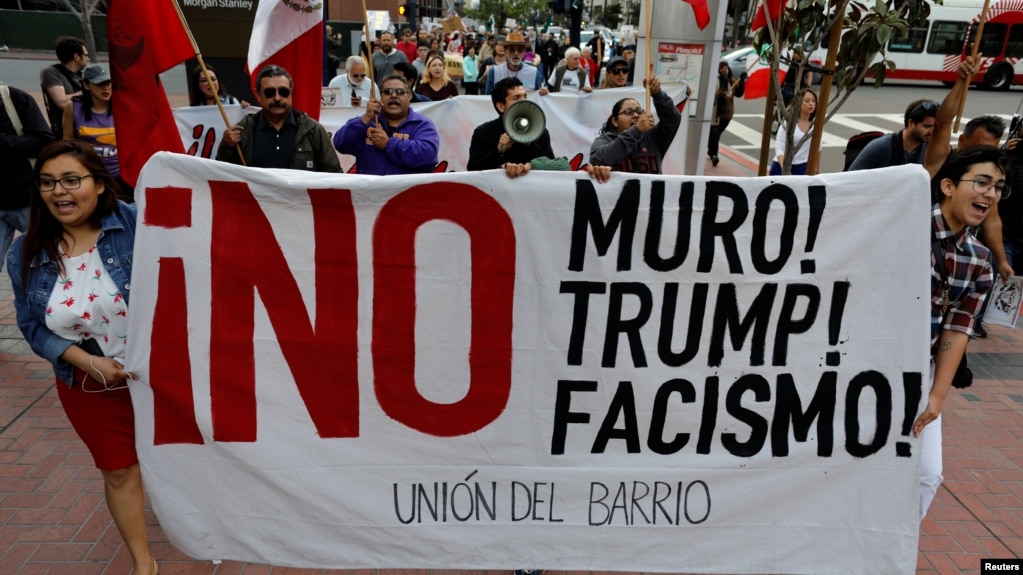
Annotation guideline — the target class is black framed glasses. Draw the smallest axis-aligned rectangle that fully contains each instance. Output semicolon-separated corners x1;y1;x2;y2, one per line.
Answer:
381;87;409;96
618;107;644;116
961;177;1011;199
262;87;291;98
39;174;93;192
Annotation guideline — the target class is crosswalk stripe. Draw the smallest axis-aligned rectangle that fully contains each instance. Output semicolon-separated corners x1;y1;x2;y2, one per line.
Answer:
723;113;1015;150
828;115;902;133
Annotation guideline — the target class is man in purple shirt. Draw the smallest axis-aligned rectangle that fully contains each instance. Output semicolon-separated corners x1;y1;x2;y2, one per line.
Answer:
333;74;439;175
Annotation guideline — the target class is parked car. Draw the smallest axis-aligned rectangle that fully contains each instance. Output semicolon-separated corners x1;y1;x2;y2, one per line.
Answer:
720;46;757;79
721;45;822;84
580;29;613;64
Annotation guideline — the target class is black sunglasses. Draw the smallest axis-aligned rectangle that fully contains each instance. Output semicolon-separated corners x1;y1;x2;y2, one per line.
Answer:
609;68;628;74
263;87;291;98
908;101;938;118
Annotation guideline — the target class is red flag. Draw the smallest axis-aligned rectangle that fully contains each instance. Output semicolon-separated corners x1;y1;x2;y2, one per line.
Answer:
247;0;323;121
107;0;193;187
743;54;790;99
682;0;711;30
750;0;784;31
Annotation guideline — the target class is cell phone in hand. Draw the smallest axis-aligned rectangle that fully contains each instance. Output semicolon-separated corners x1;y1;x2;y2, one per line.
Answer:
78;338;104;357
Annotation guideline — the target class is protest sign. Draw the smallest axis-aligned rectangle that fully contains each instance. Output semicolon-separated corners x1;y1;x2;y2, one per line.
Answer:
174;87;690;174
128;155;930;573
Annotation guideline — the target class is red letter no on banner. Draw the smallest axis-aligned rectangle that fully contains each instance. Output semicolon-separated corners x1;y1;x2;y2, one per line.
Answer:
373;183;516;437
209;182;359;441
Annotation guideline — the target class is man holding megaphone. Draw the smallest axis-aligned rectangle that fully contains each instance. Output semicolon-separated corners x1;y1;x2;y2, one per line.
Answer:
467;77;556;179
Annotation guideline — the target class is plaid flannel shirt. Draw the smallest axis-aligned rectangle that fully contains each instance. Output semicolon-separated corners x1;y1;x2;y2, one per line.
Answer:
930;203;993;352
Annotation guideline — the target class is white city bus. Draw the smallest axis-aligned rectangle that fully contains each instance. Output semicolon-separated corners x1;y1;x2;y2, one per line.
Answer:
879;0;1023;89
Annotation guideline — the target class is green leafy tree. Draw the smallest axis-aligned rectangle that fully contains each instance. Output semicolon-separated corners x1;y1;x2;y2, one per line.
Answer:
604;3;623;29
623;0;640;27
756;0;928;174
467;0;550;29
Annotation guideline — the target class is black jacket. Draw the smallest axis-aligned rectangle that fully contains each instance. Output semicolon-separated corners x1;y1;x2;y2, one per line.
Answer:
467;116;554;171
0;85;55;209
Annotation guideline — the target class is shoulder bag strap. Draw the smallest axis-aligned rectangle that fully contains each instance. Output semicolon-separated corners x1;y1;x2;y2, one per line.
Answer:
0;84;23;136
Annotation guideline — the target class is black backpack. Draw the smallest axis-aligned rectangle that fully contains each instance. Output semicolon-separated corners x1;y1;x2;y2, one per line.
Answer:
843;130;905;171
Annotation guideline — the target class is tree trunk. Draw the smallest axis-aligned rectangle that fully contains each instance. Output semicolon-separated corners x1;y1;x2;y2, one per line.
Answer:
63;0;99;58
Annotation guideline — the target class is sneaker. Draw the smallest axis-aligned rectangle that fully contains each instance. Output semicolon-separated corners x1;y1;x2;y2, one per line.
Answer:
973;322;988;339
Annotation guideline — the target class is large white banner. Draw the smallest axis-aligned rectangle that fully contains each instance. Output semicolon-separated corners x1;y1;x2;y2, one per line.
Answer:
128;155;931;574
173;86;690;174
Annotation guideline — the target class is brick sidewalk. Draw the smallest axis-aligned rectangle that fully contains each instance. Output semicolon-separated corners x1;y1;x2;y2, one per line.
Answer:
0;151;1019;573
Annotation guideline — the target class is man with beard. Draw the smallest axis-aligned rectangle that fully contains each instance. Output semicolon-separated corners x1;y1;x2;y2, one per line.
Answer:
484;31;548;96
333;74;439;175
372;32;409;88
40;36;88;137
216;65;340;172
848;98;939;170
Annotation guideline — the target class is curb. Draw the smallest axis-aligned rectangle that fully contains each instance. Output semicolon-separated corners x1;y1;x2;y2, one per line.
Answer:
720;145;760;175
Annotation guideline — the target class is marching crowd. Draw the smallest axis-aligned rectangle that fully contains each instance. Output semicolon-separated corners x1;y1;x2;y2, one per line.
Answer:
0;26;1019;575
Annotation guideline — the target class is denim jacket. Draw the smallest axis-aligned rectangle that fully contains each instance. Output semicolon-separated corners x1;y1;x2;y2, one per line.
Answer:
7;201;136;385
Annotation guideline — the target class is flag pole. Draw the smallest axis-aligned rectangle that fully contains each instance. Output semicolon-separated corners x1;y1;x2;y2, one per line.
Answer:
806;1;844;175
643;0;653;111
169;0;246;166
361;0;379;100
954;0;990;133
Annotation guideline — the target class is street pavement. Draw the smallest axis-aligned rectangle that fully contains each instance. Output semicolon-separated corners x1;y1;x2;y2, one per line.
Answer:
0;50;1021;575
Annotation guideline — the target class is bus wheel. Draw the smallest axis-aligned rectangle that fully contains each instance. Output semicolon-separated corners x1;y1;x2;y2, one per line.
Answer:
982;63;1013;91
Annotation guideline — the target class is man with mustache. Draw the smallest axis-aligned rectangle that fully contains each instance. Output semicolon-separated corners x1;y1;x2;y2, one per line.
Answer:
216;65;340;172
333;74;439;175
484;31;548;96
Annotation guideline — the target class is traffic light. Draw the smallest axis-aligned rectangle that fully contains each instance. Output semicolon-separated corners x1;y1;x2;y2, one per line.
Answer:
399;2;408;16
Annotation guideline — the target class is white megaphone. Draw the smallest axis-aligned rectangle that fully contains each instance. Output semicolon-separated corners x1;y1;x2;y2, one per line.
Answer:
503;100;547;144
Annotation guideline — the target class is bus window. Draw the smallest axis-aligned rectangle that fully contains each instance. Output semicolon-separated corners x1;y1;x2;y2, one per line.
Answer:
890;25;928;53
927;21;967;55
1009;24;1023;59
967;22;1007;56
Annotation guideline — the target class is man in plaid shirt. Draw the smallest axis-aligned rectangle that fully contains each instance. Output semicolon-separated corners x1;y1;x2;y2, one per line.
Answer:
917;145;1003;520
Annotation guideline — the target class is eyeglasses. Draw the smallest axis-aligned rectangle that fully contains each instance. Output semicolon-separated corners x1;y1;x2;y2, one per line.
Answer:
609;68;628;75
907;101;938;118
618;107;644;116
381;87;409;96
38;174;93;192
350;73;366;79
262;87;291;98
960;177;1011;199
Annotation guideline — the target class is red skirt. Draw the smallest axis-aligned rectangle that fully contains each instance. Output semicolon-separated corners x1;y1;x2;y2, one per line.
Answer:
56;369;138;471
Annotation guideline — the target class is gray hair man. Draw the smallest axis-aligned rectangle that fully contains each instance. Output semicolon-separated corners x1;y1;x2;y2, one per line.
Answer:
549;47;592;93
328;55;373;107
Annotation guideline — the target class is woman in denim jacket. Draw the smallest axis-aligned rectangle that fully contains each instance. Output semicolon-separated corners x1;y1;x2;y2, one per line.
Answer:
7;140;157;575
